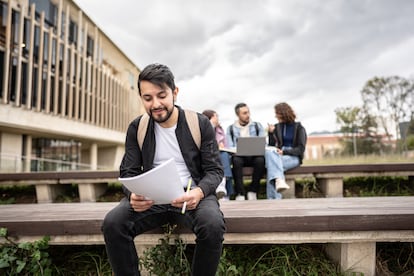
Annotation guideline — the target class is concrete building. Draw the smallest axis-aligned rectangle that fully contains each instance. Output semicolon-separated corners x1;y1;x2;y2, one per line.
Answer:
306;134;342;160
0;0;143;172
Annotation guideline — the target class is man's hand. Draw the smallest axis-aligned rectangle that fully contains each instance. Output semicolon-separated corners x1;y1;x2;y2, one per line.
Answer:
172;187;204;211
130;193;154;212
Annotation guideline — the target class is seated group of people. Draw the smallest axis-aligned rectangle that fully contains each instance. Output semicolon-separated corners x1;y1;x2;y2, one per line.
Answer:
202;102;307;201
103;63;308;275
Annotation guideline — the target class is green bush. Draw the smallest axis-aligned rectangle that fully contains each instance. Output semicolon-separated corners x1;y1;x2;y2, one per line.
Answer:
344;176;414;197
406;134;414;150
140;224;191;275
0;228;53;275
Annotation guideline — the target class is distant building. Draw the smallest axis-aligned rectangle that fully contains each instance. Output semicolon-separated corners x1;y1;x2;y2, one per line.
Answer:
305;133;342;160
0;0;143;172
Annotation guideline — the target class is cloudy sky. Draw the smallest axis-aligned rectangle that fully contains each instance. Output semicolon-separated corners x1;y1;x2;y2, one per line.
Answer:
75;0;414;134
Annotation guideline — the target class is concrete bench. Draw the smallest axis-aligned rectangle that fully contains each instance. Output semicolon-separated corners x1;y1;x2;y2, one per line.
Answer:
243;162;414;198
1;197;414;275
0;170;118;203
0;163;413;203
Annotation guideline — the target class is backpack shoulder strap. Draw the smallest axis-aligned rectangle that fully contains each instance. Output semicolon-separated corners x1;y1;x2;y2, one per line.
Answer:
137;110;201;150
184;109;201;149
230;125;234;143
254;122;259;136
137;113;150;149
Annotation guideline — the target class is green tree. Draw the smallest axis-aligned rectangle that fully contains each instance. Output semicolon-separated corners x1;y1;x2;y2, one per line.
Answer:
335;106;361;155
361;76;414;141
335;106;384;155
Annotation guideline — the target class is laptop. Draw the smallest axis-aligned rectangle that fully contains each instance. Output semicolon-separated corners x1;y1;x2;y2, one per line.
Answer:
235;137;266;156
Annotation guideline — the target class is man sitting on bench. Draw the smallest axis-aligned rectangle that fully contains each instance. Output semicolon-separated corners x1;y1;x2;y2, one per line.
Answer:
227;103;266;200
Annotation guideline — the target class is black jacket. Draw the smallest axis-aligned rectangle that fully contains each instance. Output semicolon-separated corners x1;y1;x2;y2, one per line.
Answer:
268;122;307;164
120;106;224;199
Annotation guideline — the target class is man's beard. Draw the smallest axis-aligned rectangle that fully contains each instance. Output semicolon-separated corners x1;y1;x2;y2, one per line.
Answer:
150;106;174;123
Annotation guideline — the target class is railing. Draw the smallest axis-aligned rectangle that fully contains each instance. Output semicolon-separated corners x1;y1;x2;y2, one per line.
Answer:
0;153;110;172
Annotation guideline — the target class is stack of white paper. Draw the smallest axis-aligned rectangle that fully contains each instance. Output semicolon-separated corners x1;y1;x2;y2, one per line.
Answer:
118;158;184;204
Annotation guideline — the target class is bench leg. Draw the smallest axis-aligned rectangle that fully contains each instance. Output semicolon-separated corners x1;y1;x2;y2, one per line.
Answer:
325;242;376;275
78;183;108;202
317;177;343;197
135;243;152;276
282;179;295;198
35;184;64;203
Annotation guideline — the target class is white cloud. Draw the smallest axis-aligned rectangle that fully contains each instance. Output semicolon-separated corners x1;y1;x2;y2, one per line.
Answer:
75;0;414;134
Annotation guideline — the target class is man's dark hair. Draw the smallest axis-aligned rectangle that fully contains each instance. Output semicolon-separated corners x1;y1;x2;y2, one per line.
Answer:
234;102;247;115
137;63;176;95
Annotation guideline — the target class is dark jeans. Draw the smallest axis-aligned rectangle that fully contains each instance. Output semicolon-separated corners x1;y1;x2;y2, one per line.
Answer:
102;195;226;276
232;155;265;195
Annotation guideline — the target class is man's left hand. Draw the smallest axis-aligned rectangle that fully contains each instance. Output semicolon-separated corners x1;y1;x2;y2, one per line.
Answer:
172;187;204;210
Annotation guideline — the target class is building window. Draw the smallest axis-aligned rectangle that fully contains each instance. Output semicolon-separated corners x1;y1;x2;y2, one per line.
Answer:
23;19;31;57
32;66;38;108
68;20;77;45
29;0;57;28
43;32;48;65
33;25;40;64
0;51;4;99
31;138;82;171
129;72;135;89
9;57;17;102
11;10;20;54
21;62;28;105
0;2;7;47
86;35;94;57
60;11;65;39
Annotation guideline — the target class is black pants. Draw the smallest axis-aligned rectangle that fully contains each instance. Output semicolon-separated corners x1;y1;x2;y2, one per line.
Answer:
232;155;265;195
102;195;225;276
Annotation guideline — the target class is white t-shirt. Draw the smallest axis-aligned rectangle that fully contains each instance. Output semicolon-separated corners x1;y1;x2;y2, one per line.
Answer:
153;122;192;189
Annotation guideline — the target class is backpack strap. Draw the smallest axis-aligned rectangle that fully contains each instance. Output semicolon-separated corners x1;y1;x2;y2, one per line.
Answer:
184;110;201;149
230;122;259;143
137;110;201;150
254;122;259;136
137;113;150;150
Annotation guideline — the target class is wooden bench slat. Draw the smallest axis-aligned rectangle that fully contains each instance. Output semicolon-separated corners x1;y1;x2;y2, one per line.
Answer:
1;197;413;236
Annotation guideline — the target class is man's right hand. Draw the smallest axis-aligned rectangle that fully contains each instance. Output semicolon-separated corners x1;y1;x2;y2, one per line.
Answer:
130;193;154;212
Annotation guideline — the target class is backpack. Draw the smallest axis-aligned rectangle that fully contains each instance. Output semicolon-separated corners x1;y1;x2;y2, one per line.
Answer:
137;110;201;150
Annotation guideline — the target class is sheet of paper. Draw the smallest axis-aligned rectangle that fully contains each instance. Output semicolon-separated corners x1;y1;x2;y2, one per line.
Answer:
118;158;184;204
220;147;236;154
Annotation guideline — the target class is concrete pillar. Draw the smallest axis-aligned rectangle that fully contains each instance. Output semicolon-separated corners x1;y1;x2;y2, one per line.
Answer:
24;135;32;172
282;178;295;198
135;243;152;276
78;183;107;202
317;177;343;197
35;182;64;203
325;242;376;276
90;143;98;170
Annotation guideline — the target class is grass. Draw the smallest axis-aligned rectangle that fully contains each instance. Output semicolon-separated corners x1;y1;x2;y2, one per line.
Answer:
303;153;412;165
43;242;414;275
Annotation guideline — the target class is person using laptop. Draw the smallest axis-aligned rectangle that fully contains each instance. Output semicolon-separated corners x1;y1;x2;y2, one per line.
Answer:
227;103;266;200
266;102;307;199
202;109;234;200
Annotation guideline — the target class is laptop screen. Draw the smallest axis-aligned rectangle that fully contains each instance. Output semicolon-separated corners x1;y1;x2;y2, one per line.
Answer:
236;137;266;156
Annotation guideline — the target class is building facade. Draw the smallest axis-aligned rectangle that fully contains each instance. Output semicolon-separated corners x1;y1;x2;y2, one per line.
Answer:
0;0;143;172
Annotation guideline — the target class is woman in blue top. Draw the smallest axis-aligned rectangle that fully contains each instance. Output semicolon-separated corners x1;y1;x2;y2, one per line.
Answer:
266;102;307;199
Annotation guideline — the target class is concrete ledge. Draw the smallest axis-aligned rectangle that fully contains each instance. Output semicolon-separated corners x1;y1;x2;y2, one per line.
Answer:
5;230;414;276
7;230;414;245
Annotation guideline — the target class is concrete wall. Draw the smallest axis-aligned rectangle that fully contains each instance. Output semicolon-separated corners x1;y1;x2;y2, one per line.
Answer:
0;132;23;172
